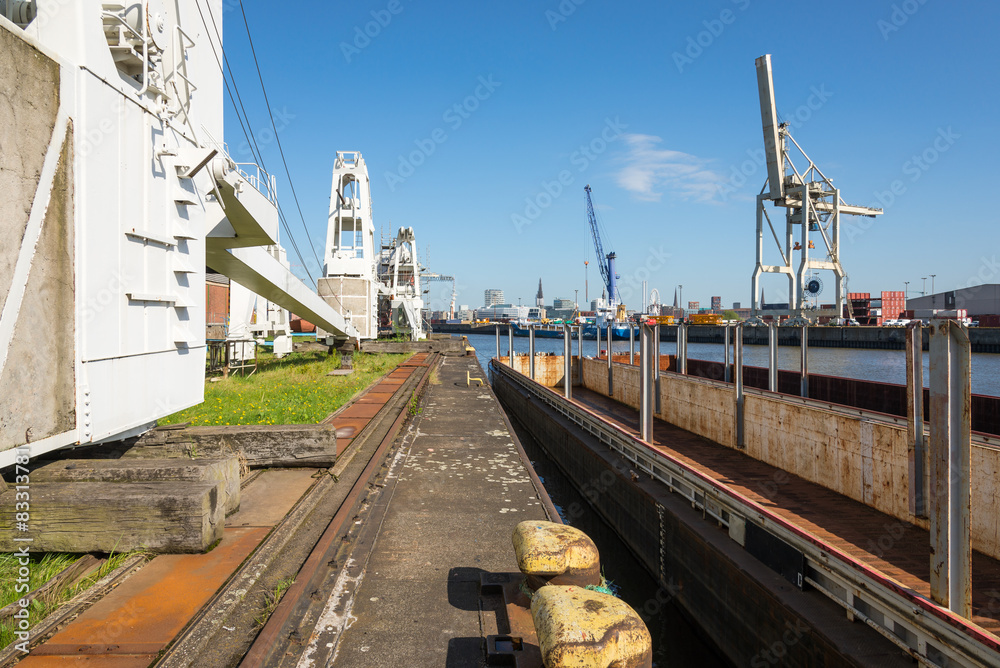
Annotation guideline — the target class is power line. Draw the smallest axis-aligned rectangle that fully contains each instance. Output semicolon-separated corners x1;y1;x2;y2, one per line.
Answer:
198;1;316;288
237;0;325;277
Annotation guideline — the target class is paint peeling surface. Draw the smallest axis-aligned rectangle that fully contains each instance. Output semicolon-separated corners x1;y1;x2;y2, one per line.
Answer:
323;355;549;665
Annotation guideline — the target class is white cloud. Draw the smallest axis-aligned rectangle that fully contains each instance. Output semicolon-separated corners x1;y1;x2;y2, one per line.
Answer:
614;134;723;202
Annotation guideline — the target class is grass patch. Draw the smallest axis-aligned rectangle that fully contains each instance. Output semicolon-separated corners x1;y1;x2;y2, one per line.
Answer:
161;350;409;426
0;550;147;648
254;577;295;627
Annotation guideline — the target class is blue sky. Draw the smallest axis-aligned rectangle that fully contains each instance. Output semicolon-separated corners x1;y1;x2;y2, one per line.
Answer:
221;0;999;313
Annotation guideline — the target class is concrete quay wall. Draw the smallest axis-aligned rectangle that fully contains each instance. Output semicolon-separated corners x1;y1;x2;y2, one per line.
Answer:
494;372;908;668
578;358;1000;561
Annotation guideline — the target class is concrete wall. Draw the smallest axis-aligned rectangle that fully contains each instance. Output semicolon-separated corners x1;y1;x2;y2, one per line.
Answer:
582;358;736;449
498;355;575;388
577;360;1000;560
494;373;908;668
0;27;75;453
318;276;373;339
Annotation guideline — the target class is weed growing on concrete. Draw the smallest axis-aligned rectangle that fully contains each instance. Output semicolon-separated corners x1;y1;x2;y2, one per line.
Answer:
254;577;295;627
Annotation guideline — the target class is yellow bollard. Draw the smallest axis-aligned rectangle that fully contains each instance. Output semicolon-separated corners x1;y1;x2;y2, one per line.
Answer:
531;585;652;668
512;520;601;590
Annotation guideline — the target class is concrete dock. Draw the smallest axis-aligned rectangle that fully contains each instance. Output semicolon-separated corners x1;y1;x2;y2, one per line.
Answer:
492;355;1000;667
304;353;554;666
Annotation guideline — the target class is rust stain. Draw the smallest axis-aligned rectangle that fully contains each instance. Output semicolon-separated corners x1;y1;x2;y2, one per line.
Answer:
28;527;268;658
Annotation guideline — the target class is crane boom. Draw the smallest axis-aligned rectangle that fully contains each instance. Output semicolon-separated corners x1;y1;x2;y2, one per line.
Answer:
584;185;613;302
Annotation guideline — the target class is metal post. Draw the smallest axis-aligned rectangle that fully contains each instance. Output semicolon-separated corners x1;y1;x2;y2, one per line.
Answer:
495;325;500;362
528;324;536;381
629;324;635;366
929;320;971;617
906;323;926;518
799;324;809;398
563;325;573;400
508;325;514;369
734;323;745;449
768;321;778;392
607;326;613;396
596;321;602;362
724;324;731;383
654;324;661;414
577;325;583;379
640;324;654;443
678;322;687;375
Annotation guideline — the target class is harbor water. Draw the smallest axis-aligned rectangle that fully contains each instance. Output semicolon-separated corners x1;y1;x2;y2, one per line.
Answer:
464;333;1000;398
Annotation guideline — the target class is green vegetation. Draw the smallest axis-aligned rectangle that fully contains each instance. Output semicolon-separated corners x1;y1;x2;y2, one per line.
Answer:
162;350;409;426
255;577;295;627
722;310;742;321
0;550;147;648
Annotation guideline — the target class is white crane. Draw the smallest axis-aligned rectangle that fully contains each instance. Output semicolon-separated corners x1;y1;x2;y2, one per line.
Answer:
750;54;882;324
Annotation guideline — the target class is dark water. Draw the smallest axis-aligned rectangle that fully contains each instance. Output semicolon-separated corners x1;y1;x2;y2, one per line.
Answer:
466;332;1000;397
510;422;732;667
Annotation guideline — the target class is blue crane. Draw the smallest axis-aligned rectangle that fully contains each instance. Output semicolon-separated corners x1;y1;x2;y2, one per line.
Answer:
584;184;619;309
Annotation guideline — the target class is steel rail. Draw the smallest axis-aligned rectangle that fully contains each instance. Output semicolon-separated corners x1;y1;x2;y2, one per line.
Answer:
240;354;438;667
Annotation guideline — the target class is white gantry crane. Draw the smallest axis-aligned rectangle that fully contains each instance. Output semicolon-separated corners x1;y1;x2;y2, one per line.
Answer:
0;1;357;468
750;54;882;324
319;151;379;340
384;227;425;340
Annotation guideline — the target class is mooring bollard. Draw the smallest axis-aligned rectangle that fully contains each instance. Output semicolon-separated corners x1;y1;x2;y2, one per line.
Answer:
512;520;601;591
530;585;652;668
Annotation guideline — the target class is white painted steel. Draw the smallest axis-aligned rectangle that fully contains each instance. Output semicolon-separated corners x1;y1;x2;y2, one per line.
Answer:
323;151;377;339
750;55;881;323
0;2;357;469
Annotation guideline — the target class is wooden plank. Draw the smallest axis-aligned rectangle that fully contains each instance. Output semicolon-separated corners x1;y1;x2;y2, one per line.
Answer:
31;458;241;514
128;424;338;468
0;481;225;553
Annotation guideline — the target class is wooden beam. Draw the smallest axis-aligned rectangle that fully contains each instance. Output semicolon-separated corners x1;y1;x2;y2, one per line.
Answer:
0;481;226;553
31;458;241;515
128;424;339;468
